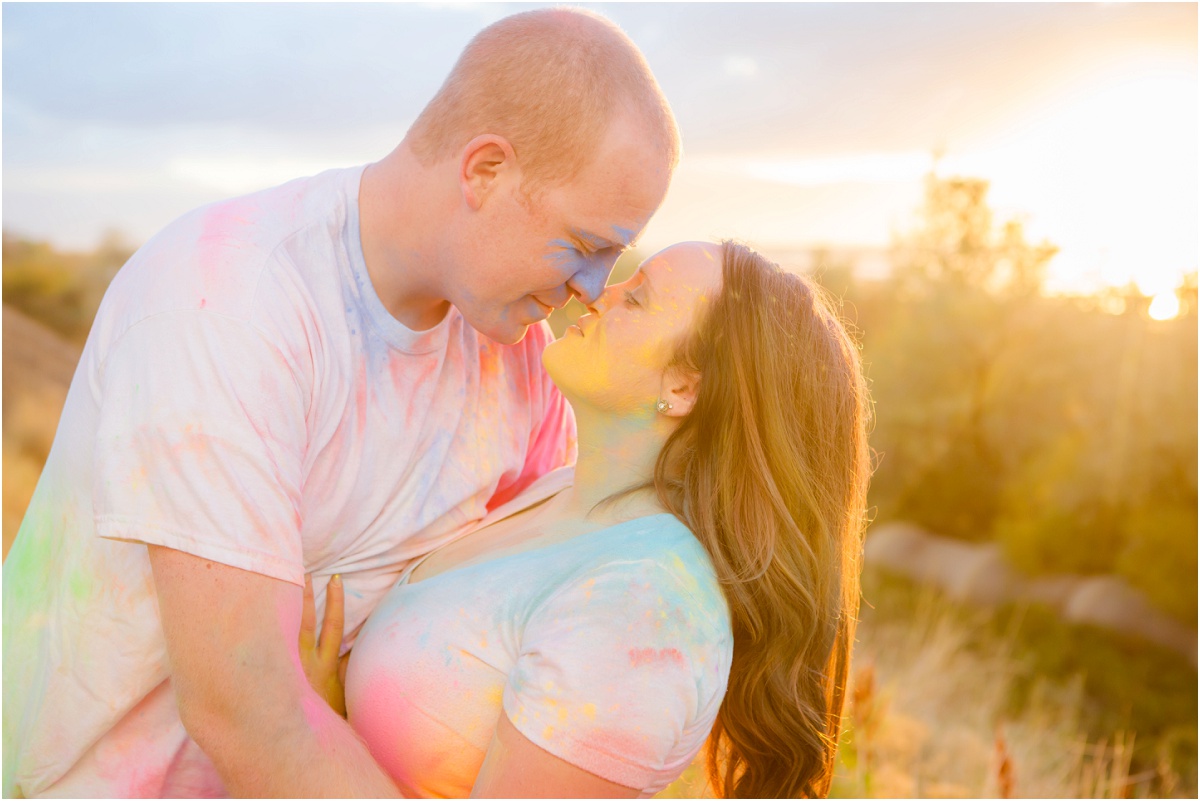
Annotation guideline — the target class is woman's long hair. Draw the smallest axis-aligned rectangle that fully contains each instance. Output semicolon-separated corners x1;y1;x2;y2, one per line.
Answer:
653;241;871;797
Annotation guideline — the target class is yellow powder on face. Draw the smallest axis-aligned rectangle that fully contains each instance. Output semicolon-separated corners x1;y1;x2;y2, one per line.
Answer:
543;725;555;740
583;703;597;720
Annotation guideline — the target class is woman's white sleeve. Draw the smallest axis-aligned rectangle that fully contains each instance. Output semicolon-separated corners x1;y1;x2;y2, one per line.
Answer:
502;558;732;794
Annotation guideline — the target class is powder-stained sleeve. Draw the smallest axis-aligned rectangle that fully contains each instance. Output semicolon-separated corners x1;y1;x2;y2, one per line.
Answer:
502;557;731;794
93;310;308;585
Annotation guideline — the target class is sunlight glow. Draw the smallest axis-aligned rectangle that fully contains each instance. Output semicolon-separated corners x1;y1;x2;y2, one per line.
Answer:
1148;292;1181;321
705;56;1198;298
741;152;930;186
942;58;1197;297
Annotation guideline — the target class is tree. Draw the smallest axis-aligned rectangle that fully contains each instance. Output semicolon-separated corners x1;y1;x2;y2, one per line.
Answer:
868;173;1057;540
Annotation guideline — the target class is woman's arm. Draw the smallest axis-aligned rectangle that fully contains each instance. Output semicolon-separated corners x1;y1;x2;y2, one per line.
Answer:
471;714;640;799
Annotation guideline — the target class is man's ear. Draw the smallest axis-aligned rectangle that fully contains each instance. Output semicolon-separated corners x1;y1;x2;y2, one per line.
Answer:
460;135;518;210
658;365;701;418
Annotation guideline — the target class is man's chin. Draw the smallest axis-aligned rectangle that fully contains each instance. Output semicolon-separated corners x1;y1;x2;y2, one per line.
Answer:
475;320;530;346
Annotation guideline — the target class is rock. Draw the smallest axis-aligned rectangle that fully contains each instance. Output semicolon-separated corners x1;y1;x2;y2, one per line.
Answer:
944;543;1024;606
1063;576;1197;666
866;520;1198;668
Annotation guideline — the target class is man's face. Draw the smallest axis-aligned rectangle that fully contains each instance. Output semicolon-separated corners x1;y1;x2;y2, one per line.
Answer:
450;117;672;345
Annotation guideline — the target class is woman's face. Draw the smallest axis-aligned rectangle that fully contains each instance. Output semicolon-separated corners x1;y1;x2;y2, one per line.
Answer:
543;241;723;415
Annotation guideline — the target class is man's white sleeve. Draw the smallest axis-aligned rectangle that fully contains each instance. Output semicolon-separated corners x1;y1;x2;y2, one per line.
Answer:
94;310;309;585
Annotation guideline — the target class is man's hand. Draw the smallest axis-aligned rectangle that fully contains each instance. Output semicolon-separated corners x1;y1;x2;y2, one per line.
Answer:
148;545;398;797
300;574;347;717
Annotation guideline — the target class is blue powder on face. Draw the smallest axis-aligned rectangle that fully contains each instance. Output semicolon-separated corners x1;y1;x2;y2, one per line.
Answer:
544;224;639;303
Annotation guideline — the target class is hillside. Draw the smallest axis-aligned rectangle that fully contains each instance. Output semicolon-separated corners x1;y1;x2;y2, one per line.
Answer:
3;305;81;556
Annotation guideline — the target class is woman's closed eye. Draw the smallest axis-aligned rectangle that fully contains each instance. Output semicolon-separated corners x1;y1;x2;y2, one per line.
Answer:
623;290;641;308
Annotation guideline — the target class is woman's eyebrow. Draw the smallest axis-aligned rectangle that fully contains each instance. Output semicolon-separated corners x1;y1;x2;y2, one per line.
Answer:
634;271;655;301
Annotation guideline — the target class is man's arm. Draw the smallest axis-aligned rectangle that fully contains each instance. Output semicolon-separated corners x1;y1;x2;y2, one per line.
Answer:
148;546;399;797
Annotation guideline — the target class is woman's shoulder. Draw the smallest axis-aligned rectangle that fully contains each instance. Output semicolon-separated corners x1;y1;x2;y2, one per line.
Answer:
560;512;733;641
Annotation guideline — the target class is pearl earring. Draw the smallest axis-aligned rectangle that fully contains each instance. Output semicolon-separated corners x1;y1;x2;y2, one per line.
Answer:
656;398;673;414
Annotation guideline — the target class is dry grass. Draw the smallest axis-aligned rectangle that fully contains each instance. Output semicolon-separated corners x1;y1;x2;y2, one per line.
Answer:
655;575;1180;799
832;581;1154;799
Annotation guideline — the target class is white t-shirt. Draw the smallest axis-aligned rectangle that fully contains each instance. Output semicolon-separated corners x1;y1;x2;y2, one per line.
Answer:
346;468;734;798
2;166;576;798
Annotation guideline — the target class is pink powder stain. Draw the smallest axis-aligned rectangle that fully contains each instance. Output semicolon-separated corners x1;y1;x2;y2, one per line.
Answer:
570;725;656;768
386;354;439;427
197;201;254;300
350;352;371;433
199;297;207;309
628;647;685;668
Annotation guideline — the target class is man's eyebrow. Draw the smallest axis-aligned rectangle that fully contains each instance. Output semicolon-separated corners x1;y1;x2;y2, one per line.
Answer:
572;228;628;251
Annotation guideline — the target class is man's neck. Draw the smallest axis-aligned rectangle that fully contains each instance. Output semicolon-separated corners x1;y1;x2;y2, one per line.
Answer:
358;145;454;331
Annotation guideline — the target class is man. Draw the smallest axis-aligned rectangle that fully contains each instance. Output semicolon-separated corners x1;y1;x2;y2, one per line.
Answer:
3;7;678;797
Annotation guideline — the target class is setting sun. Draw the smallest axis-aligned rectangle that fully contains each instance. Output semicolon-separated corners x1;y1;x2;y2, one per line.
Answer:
1148;291;1182;321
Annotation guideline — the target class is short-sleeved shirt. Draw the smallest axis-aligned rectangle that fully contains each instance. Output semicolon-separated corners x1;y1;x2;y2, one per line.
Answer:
2;165;576;798
345;473;734;798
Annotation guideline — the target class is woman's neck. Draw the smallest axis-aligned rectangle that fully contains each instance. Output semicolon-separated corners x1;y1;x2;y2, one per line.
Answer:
555;402;673;522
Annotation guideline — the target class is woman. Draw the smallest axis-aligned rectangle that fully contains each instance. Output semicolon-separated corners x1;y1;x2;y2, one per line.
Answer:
303;240;871;797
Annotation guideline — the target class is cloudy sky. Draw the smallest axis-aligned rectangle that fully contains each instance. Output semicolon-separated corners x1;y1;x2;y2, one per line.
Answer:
3;2;1196;294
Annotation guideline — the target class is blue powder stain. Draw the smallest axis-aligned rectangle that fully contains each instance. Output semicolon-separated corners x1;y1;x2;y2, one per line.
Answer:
610;225;636;246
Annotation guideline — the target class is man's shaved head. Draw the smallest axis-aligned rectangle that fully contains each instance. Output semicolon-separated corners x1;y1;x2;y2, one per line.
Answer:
407;7;680;191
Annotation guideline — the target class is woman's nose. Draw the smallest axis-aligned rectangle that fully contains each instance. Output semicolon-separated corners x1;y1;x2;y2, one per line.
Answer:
587;285;621;316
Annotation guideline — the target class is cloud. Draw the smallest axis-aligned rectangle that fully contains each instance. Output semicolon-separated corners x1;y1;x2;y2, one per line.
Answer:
722;56;758;78
1;4;476;131
3;0;1195;268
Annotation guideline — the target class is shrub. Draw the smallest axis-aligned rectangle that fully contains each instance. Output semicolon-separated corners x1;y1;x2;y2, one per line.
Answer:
1115;505;1198;626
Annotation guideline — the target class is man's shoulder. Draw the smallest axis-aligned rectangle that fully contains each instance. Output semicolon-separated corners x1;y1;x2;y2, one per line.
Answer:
96;167;363;340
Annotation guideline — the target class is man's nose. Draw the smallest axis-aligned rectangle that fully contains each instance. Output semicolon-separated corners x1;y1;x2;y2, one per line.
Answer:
567;258;616;307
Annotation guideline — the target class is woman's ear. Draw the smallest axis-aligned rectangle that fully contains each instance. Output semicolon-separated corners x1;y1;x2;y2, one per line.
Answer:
658;366;701;418
459;134;518;210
